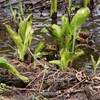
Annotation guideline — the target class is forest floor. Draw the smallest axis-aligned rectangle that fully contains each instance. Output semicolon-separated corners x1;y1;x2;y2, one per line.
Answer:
0;0;100;100
0;58;100;100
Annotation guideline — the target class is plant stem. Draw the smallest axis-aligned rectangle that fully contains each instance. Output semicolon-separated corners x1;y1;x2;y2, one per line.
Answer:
72;29;76;53
68;0;72;22
50;0;57;24
18;0;24;19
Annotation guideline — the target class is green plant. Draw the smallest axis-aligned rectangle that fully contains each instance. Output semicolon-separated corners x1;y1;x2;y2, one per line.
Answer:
0;57;29;83
50;0;57;16
7;0;33;61
28;42;49;62
33;42;46;58
91;55;100;73
18;0;24;19
9;0;24;22
50;48;84;70
67;0;72;21
5;15;33;61
83;0;91;7
43;7;90;70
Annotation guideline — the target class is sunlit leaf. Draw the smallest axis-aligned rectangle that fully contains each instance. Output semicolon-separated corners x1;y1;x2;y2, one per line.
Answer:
91;55;100;73
49;60;60;66
34;42;45;55
70;7;90;34
60;49;73;70
50;0;57;16
0;57;29;83
18;20;27;41
96;57;100;67
61;15;70;35
84;0;91;7
24;19;33;46
51;24;62;39
68;0;72;16
91;55;96;67
5;24;23;50
74;49;84;59
5;17;33;61
41;27;49;33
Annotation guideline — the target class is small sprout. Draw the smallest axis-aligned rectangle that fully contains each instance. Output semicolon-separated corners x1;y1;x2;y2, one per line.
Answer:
91;55;100;73
34;42;45;58
41;27;49;33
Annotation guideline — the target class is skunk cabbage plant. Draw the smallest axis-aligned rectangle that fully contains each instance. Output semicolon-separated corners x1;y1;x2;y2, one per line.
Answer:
44;7;90;70
5;15;33;61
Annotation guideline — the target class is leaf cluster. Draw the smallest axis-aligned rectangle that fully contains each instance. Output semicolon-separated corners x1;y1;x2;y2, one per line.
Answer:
5;15;33;61
43;7;90;70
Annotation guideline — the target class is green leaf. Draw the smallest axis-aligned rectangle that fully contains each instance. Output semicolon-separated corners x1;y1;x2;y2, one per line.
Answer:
60;49;72;70
96;57;100;67
84;0;91;7
34;42;45;55
5;24;23;51
91;55;100;73
74;49;84;59
51;24;62;39
5;24;25;60
41;27;49;33
49;60;60;66
65;35;73;50
50;0;57;16
24;19;33;46
5;15;33;61
60;48;84;70
91;55;96;66
61;15;70;35
70;7;90;34
18;20;27;41
21;19;33;60
0;57;29;83
68;0;72;16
